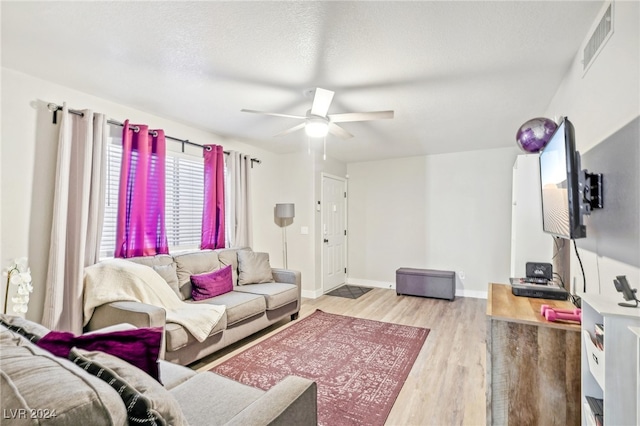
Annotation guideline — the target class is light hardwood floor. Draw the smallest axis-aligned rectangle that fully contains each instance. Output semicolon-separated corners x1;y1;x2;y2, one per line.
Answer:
192;288;488;426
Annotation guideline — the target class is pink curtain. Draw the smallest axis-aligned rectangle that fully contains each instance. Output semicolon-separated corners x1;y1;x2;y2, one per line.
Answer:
115;120;169;258
201;144;225;249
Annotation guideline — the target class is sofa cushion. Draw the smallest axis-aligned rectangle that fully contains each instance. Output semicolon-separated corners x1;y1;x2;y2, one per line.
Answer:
197;291;266;326
126;254;174;268
164;313;227;352
126;255;181;299
0;314;49;340
216;247;250;286
159;360;197;390
152;263;181;298
36;327;163;382
71;348;187;426
233;283;299;310
170;372;264;425
237;251;274;285
0;341;128;425
69;348;165;425
191;265;233;301
174;250;221;300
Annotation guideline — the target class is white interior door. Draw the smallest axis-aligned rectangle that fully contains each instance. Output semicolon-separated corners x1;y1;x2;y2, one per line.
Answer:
322;174;347;293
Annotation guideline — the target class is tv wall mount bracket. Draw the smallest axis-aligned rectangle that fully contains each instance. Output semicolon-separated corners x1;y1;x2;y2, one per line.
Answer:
581;171;604;213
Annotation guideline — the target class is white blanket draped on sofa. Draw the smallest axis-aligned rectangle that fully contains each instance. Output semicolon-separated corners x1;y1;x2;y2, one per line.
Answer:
84;259;225;342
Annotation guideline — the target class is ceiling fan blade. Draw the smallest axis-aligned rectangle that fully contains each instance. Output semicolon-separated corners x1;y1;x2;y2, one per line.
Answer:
241;109;306;120
273;122;306;137
328;110;395;123
328;122;354;139
310;88;335;117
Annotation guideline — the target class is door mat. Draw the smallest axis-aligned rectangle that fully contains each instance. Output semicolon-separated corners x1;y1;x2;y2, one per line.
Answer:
326;284;373;299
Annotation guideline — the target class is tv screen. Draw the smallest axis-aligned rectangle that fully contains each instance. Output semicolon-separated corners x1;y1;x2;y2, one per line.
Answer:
539;117;586;239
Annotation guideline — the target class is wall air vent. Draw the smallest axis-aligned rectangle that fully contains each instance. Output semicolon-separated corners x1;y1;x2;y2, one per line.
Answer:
583;2;614;74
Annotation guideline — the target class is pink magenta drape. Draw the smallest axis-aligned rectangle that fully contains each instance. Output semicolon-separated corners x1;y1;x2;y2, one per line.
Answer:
201;144;226;249
114;120;169;258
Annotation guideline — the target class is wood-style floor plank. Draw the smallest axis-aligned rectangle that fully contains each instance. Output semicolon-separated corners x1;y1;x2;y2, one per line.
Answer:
192;288;487;425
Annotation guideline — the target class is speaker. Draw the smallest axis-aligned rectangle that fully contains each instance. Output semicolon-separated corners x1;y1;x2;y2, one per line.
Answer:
526;262;553;280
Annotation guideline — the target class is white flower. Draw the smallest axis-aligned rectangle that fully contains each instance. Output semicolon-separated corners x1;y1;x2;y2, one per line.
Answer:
15;257;28;271
13;303;27;314
4;257;33;315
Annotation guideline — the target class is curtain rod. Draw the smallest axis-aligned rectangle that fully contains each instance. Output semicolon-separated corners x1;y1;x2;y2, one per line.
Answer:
46;103;261;165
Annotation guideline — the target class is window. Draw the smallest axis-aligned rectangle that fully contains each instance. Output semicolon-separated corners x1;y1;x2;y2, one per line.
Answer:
99;135;207;258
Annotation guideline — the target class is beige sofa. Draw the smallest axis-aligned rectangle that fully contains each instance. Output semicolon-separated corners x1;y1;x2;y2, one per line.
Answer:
86;248;301;365
1;315;317;425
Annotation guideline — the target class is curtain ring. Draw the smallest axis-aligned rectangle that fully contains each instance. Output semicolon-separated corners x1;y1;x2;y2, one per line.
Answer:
151;130;158;137
205;146;212;151
132;126;140;133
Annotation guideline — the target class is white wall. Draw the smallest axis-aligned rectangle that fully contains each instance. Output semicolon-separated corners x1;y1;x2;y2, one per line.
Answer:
0;68;284;322
544;1;640;298
275;147;347;298
347;146;519;297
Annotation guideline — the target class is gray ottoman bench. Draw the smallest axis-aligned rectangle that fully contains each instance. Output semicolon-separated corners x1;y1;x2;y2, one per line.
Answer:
396;268;456;301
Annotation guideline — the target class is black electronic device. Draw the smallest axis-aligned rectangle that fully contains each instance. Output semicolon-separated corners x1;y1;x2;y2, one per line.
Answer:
613;275;639;308
511;282;568;300
526;262;553;280
523;277;549;284
538;117;603;240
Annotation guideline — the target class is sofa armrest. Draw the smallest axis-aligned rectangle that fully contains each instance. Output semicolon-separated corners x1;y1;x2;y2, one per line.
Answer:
225;376;317;426
271;269;301;286
87;301;168;359
87;301;166;331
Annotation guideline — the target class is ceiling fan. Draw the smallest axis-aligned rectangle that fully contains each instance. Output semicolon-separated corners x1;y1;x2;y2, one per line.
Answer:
241;88;394;140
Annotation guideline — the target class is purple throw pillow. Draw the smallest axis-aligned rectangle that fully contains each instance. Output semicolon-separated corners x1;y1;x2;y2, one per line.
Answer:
191;265;233;301
36;327;162;382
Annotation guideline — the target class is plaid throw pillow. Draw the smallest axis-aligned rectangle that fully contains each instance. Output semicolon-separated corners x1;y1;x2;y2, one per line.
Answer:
69;348;165;426
0;317;42;343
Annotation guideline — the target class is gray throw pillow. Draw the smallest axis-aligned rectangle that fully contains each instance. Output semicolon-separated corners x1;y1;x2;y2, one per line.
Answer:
152;264;182;299
70;348;188;426
237;251;274;285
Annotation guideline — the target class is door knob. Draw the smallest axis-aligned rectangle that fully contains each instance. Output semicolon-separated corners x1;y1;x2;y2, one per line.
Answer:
324;238;329;243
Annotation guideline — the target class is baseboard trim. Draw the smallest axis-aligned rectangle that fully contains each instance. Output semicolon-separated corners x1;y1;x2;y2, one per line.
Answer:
301;288;324;299
456;289;488;299
347;278;488;299
347;278;394;290
306;279;488;300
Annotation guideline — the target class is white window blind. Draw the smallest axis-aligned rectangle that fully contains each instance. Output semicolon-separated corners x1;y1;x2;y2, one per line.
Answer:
165;154;204;251
99;137;206;258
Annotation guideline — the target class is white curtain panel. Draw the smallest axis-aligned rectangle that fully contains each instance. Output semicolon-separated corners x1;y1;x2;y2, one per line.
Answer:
41;104;106;333
227;151;253;248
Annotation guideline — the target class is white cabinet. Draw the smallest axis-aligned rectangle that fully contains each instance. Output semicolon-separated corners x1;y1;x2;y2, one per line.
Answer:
510;154;552;278
581;294;640;425
630;326;640;426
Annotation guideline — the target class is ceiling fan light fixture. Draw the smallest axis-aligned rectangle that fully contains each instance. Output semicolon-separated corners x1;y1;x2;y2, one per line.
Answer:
305;117;329;138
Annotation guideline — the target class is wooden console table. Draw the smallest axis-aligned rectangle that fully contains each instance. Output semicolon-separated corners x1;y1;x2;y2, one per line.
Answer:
486;283;581;425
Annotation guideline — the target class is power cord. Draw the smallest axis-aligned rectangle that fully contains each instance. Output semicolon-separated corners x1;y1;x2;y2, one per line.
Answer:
573;239;586;293
553;272;565;289
551;236;562;260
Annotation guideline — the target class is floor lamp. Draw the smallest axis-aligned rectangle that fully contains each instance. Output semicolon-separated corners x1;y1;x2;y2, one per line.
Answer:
275;203;295;269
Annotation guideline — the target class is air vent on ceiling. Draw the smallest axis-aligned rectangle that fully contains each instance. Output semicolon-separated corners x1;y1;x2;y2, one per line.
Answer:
583;2;614;74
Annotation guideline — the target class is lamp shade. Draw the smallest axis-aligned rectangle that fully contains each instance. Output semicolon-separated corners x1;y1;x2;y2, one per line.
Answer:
275;203;295;219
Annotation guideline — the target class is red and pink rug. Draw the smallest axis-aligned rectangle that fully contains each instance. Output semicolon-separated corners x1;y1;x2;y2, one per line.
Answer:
211;310;430;425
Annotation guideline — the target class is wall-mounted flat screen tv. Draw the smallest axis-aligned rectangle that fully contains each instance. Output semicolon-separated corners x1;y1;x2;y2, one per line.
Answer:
539;117;587;239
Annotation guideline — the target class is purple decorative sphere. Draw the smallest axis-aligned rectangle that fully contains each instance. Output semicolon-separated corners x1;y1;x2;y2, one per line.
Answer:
515;118;558;153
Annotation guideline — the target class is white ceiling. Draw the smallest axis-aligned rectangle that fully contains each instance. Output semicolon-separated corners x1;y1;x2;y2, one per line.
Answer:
1;1;603;163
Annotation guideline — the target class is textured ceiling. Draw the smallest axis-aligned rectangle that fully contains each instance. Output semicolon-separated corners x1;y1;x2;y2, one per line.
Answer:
1;1;603;163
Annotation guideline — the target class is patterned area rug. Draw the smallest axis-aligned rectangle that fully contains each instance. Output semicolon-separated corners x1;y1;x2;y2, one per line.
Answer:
211;310;429;426
326;284;373;299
